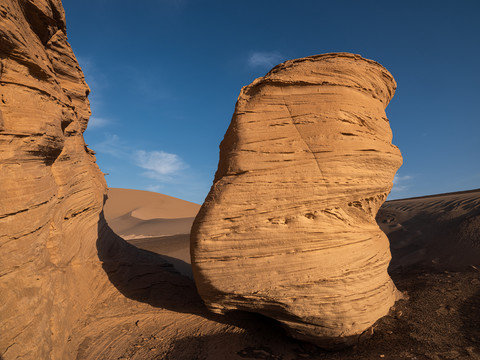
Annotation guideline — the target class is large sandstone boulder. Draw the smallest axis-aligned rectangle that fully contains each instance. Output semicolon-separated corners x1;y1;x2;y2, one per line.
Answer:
191;53;403;347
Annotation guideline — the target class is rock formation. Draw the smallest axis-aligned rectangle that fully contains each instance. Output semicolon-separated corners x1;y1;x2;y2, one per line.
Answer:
0;2;284;358
191;53;403;347
0;1;114;358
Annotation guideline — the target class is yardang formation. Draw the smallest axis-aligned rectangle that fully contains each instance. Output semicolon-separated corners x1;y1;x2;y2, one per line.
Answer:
191;53;403;348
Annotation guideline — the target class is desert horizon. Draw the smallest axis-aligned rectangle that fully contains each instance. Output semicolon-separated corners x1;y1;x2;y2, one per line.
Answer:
98;186;480;358
1;0;479;359
105;186;480;275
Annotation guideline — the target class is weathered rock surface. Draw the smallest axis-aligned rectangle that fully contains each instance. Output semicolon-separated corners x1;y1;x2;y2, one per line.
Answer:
191;53;403;347
0;2;250;359
0;1;110;358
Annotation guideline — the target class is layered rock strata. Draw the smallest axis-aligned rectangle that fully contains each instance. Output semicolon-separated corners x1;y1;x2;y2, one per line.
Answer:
0;1;109;358
191;53;403;347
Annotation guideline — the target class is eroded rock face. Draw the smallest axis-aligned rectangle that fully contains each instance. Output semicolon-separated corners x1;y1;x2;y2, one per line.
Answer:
0;1;107;358
191;53;403;347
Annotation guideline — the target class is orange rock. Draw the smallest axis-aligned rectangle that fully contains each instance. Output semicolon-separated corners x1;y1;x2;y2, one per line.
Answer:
191;53;403;348
0;1;107;358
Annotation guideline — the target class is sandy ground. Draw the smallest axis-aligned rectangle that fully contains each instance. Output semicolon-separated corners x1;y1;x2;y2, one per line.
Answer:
104;188;199;278
104;188;200;240
378;189;480;273
95;188;480;360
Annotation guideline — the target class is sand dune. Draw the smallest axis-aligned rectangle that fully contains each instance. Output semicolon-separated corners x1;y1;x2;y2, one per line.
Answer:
378;189;480;272
127;234;192;278
105;188;200;220
104;188;200;239
104;188;200;277
106;187;480;277
100;187;480;359
107;213;196;240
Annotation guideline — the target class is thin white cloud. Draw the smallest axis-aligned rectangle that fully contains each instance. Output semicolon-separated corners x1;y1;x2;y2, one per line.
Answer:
92;134;187;183
76;55;111;135
145;184;163;193
248;51;283;68
135;150;187;180
116;64;171;103
94;134;128;158
87;116;111;129
76;55;108;91
391;174;413;192
133;76;169;102
76;56;93;70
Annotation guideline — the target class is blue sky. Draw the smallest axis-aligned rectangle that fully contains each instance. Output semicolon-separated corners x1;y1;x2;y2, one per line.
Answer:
63;0;480;204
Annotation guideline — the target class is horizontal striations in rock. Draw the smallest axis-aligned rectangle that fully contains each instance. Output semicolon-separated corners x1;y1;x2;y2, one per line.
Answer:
0;1;106;359
191;53;403;348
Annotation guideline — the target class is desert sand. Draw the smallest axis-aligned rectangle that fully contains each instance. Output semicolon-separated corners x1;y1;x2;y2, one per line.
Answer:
106;188;480;275
378;189;480;273
100;188;480;359
105;188;200;278
1;0;479;358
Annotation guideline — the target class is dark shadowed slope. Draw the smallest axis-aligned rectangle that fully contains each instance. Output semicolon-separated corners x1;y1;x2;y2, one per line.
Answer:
378;188;480;273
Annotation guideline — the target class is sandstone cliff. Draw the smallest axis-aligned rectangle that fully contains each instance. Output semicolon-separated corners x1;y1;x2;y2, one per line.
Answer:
191;53;403;347
0;1;111;358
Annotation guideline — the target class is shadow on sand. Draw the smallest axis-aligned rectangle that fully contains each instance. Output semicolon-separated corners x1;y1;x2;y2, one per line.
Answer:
95;204;291;340
97;208;204;314
460;288;480;352
95;193;480;358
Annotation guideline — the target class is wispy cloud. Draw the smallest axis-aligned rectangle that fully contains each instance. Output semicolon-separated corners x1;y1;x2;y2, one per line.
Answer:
93;134;187;184
248;51;284;68
93;134;129;158
133;75;169;102
135;150;187;180
146;184;164;193
77;55;112;133
87;116;111;129
76;56;108;91
391;174;413;192
116;64;171;103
